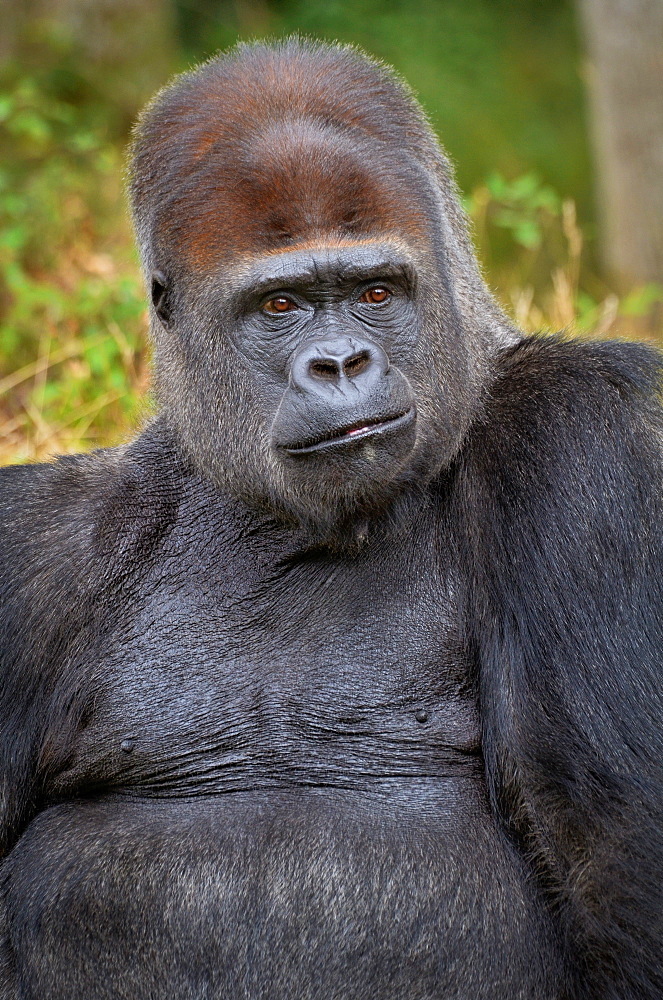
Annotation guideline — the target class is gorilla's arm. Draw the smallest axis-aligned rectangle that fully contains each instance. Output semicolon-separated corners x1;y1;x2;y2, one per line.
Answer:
461;336;663;1000
0;456;117;854
0;437;178;855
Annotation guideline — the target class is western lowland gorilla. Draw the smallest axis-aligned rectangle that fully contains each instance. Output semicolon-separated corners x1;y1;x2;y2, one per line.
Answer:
1;38;663;1000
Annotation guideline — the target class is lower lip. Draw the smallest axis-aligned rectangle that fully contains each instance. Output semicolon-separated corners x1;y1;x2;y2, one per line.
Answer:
281;409;415;456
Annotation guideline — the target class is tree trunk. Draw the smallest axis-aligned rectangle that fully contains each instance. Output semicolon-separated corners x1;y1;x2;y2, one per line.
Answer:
578;0;663;286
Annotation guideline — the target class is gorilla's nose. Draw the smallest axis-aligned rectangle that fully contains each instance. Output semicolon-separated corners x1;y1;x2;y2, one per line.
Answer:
290;337;388;393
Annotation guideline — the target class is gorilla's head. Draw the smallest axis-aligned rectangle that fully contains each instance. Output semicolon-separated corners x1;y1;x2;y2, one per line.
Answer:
130;39;516;540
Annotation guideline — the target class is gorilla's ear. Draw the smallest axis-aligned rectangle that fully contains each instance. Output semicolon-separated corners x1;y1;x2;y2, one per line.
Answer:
151;270;172;327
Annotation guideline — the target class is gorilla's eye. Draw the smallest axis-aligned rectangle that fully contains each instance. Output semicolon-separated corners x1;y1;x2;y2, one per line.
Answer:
263;296;298;315
360;287;391;305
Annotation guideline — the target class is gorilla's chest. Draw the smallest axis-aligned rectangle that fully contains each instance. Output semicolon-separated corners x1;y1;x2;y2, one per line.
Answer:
52;510;481;798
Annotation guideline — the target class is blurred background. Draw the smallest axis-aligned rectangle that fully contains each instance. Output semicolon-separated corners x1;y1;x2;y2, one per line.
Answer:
1;0;662;464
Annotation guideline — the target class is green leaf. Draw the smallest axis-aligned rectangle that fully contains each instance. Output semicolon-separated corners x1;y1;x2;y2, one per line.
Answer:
513;220;541;249
619;284;663;317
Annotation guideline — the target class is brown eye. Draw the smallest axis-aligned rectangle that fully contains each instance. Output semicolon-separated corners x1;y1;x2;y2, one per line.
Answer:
263;296;297;314
360;287;391;305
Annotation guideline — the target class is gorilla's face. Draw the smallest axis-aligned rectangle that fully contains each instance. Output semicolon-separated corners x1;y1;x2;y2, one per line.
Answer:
232;243;418;483
135;42;493;542
151;235;478;542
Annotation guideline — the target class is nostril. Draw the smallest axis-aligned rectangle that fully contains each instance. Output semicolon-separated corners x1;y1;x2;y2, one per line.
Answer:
343;351;371;378
308;351;373;381
309;359;341;381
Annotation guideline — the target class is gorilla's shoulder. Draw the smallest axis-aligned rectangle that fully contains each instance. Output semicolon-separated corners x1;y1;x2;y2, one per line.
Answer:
491;334;663;409
0;448;124;529
488;336;663;423
462;334;663;541
474;334;663;472
0;421;185;611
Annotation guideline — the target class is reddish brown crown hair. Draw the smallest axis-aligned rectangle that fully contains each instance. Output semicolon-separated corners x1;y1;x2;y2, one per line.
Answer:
129;39;458;272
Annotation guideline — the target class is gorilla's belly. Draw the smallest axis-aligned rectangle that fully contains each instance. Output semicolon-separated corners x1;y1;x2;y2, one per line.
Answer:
4;784;564;1000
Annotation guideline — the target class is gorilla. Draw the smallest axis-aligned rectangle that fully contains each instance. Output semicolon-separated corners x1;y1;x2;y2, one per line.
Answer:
1;38;663;1000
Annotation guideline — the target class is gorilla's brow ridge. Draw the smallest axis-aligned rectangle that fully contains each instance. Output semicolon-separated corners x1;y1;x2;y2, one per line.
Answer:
226;244;418;302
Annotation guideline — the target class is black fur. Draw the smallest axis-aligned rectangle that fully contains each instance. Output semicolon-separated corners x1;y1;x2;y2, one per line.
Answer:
2;38;663;1000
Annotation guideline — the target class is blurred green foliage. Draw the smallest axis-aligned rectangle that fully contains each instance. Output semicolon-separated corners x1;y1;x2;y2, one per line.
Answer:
1;1;661;464
0;63;149;461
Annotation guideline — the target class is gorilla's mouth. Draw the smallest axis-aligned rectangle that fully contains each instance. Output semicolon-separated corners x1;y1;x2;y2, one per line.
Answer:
280;408;415;456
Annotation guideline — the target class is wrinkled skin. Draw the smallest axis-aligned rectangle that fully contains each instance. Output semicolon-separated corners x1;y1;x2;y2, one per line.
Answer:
2;39;663;1000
